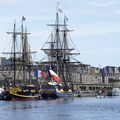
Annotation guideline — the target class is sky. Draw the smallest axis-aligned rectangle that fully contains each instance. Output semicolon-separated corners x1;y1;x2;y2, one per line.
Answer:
0;0;120;67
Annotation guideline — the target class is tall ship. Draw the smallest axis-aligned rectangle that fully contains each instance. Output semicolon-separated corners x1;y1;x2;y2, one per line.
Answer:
2;17;40;101
40;6;80;98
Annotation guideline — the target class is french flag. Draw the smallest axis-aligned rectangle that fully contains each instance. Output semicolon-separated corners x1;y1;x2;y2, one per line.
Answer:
34;69;45;78
49;69;61;83
34;69;42;78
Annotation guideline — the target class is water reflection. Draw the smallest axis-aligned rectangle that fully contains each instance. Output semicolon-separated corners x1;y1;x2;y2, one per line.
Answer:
8;98;73;110
46;97;73;105
0;97;120;120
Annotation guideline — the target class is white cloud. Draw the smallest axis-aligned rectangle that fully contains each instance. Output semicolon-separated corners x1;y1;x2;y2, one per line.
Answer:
86;1;118;7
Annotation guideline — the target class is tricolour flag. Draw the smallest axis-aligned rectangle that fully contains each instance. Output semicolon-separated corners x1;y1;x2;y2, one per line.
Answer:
49;69;61;83
34;69;45;78
34;69;42;78
41;71;45;78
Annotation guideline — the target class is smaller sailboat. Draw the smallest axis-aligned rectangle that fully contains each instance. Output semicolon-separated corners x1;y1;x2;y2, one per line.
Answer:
3;17;40;101
111;88;120;96
96;90;105;99
10;85;39;101
96;87;106;99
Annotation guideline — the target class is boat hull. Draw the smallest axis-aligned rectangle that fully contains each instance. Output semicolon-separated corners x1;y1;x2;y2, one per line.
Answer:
41;92;58;99
9;85;40;101
41;84;58;99
41;84;73;99
41;91;73;99
11;94;38;101
55;86;73;98
56;92;73;97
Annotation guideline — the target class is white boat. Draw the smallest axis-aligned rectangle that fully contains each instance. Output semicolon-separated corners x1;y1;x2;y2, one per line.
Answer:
111;88;120;96
0;88;4;94
96;90;105;99
96;95;105;99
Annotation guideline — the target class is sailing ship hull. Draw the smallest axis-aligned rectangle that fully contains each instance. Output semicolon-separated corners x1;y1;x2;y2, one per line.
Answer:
56;92;73;97
11;94;38;101
55;88;73;97
41;84;58;99
41;90;73;99
41;92;58;99
10;85;40;101
41;84;73;99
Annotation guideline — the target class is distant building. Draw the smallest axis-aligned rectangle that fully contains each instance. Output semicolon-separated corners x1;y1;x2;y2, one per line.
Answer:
0;57;117;91
101;66;120;84
72;64;103;92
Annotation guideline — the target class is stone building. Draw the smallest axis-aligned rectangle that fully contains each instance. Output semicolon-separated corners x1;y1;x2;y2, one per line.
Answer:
101;66;120;84
0;57;38;87
72;64;103;92
99;66;120;92
0;57;118;92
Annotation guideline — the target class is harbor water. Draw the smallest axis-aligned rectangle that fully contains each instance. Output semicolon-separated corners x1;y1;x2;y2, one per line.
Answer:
0;97;120;120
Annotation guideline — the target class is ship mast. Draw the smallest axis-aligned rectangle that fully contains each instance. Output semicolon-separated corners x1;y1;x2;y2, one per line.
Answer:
22;27;33;84
13;21;17;86
41;10;69;87
3;17;35;86
62;16;75;89
41;6;80;89
21;17;33;84
47;10;63;74
21;18;26;84
63;16;68;87
24;28;32;84
6;21;21;86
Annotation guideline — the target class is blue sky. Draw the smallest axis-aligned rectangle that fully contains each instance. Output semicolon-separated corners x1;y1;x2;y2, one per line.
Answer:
0;0;120;67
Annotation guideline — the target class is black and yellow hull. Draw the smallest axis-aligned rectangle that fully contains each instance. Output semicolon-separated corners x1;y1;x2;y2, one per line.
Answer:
11;94;38;101
10;85;40;101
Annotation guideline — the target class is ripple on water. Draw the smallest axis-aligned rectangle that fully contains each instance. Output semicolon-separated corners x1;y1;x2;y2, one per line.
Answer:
0;97;120;120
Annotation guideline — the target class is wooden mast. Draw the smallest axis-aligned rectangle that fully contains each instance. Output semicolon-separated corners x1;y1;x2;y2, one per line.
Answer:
7;20;19;87
13;21;17;87
41;5;80;90
21;17;26;84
